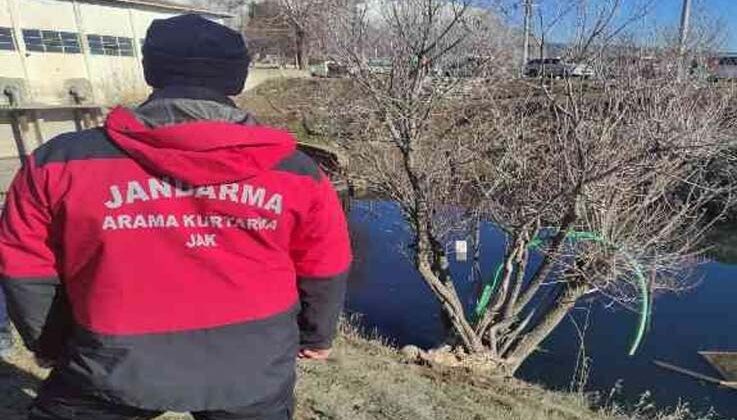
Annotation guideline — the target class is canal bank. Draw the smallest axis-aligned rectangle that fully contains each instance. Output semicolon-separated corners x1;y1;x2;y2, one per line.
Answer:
0;205;727;420
346;200;737;419
0;320;643;420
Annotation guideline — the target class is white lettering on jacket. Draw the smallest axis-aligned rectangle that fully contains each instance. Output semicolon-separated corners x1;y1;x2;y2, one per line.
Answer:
101;214;278;232
103;178;283;215
186;233;217;248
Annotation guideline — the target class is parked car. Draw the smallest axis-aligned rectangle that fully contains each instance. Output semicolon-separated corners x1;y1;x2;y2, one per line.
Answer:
367;58;393;74
708;55;737;80
257;54;285;69
524;58;595;79
440;56;488;78
310;60;348;78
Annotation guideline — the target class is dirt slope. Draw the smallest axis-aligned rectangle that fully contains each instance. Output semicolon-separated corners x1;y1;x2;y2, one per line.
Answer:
0;330;611;420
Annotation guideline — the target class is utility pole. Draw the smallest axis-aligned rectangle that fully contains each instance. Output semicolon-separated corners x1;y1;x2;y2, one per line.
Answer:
522;0;532;72
678;0;692;56
677;0;692;80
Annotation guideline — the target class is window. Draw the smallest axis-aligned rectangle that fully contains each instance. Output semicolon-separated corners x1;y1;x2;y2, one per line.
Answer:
0;27;16;51
61;32;81;54
117;37;133;56
719;57;737;67
87;34;134;57
22;29;81;54
87;35;102;55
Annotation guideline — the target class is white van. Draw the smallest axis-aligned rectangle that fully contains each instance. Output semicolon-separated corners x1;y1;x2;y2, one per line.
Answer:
524;58;595;79
710;56;737;80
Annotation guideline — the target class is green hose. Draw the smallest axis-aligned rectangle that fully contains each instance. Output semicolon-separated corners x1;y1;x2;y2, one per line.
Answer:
472;230;650;356
474;264;504;319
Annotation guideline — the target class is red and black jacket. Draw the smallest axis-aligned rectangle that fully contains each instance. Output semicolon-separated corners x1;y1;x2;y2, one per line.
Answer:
0;87;352;411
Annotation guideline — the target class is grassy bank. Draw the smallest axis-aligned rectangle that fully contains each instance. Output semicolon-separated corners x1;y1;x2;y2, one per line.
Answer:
0;78;717;420
236;77;352;147
294;329;616;420
0;326;624;420
0;78;609;420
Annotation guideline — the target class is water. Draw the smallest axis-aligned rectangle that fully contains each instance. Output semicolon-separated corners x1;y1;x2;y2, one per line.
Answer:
346;200;737;419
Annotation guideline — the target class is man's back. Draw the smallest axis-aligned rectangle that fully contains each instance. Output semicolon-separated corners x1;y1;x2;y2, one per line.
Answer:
0;15;351;420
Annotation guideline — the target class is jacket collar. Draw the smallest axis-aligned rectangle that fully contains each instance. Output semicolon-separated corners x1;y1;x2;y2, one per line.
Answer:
142;85;237;108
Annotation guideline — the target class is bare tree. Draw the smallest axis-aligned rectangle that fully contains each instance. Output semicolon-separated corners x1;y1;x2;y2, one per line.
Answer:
276;0;336;68
189;0;251;31
325;0;737;375
190;0;331;67
244;1;296;61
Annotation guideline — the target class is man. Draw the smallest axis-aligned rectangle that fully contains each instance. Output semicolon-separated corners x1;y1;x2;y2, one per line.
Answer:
0;287;13;359
0;14;351;420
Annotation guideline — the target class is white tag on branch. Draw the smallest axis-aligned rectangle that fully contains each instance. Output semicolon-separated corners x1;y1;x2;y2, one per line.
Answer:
455;240;468;262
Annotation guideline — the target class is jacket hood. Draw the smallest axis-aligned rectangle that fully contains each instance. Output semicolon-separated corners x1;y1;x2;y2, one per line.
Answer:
105;106;296;186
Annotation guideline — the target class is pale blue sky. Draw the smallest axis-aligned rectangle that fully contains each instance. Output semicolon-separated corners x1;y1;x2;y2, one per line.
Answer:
500;0;736;51
183;0;737;50
650;0;735;50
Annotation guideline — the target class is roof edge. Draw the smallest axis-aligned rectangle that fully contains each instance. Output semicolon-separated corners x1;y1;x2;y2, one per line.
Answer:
96;0;234;18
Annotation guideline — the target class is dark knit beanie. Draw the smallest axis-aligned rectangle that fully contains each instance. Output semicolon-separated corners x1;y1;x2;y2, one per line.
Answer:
142;14;250;96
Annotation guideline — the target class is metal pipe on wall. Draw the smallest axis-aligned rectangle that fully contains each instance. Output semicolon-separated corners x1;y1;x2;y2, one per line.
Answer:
71;0;98;104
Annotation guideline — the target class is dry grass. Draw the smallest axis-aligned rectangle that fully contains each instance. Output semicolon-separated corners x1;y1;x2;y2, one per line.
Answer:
236;77;354;146
0;327;719;420
0;78;721;420
0;326;617;420
294;323;618;420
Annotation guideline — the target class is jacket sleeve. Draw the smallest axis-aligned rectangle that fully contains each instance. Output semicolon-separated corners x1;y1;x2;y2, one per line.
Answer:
291;175;352;350
0;159;70;359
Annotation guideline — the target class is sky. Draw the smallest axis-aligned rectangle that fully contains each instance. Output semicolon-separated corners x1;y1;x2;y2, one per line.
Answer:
529;0;737;51
650;0;736;50
178;0;737;52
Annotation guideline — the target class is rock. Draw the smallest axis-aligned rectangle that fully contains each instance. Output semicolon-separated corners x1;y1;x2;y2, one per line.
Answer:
400;345;422;361
424;348;461;367
430;345;452;354
452;346;467;358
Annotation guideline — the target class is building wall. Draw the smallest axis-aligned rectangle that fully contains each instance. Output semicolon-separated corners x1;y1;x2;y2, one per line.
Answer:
0;0;12;28
0;0;227;161
0;0;18;160
131;8;177;39
0;116;17;161
1;0;225;106
0;0;26;82
79;1;147;104
15;0;89;104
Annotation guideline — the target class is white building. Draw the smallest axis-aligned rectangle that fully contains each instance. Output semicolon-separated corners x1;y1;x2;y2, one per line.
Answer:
0;0;230;164
0;0;231;106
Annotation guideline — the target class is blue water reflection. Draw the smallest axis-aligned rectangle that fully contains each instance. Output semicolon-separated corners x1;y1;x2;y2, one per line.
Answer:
346;200;737;418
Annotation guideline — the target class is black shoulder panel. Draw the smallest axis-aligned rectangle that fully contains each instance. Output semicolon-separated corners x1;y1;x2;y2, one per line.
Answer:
275;150;322;182
33;128;127;167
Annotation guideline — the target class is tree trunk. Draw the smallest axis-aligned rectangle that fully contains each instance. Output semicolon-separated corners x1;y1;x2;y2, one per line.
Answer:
295;28;308;70
417;260;484;352
513;210;576;315
502;281;589;375
474;245;518;337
